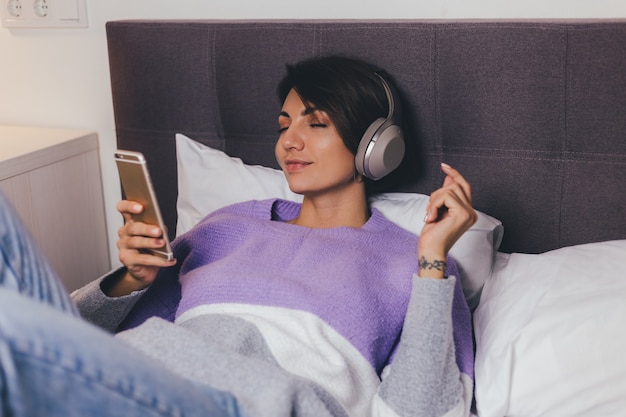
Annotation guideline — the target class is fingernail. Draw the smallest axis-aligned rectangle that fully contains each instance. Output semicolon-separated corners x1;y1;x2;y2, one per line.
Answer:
424;213;430;222
441;162;451;169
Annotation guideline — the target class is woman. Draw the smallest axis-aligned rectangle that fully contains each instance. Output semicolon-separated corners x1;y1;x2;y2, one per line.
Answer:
0;56;476;417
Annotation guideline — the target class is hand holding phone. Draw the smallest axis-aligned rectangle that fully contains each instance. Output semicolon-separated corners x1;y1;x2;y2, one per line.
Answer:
115;150;174;261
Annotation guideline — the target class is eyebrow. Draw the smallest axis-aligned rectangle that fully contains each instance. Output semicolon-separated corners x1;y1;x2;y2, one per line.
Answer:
279;107;319;119
303;107;318;116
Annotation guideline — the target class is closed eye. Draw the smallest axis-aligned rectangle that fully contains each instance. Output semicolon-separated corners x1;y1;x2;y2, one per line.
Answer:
278;111;290;133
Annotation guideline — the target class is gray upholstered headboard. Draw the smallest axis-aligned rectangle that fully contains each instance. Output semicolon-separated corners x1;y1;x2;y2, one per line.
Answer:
106;19;626;254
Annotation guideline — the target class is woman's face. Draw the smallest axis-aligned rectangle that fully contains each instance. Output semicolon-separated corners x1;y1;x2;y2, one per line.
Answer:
275;89;358;198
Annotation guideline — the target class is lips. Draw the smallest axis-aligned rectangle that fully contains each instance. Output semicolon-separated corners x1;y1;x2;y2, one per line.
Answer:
285;159;311;172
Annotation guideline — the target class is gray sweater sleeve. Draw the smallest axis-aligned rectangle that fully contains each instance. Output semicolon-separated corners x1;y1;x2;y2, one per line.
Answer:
374;275;472;417
70;267;148;333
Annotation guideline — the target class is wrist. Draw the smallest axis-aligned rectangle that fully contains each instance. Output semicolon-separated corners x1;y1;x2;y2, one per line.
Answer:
417;252;447;279
104;269;149;297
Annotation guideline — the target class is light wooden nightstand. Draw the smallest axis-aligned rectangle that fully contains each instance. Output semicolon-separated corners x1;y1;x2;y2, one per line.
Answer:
0;125;110;292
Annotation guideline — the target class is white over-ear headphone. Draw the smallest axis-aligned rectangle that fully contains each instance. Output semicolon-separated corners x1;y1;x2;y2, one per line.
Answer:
355;74;405;180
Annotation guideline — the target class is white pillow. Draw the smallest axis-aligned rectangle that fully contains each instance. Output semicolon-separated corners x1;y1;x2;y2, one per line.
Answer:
474;240;626;417
175;133;503;308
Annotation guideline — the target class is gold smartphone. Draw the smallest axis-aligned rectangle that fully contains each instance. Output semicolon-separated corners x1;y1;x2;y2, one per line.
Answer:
114;150;174;261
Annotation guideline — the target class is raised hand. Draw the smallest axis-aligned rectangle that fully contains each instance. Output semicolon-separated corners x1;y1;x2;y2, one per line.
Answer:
417;163;477;278
107;200;176;297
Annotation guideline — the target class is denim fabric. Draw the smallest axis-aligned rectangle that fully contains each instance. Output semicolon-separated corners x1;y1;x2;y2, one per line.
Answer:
0;193;243;417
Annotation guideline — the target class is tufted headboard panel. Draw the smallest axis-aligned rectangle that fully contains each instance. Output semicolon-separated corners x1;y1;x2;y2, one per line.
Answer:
106;19;626;254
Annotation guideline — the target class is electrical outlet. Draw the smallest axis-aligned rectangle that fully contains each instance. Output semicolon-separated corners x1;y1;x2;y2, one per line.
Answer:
1;0;87;28
5;0;23;19
33;0;49;18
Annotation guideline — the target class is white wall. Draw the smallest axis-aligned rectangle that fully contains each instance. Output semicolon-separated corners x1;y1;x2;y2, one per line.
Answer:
1;0;625;269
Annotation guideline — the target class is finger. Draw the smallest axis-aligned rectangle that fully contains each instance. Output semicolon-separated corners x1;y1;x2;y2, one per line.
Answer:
437;168;472;212
424;164;473;223
424;191;458;223
444;181;473;210
120;250;175;271
127;234;167;250
118;226;167;254
423;198;477;247
117;200;144;219
120;220;164;238
425;185;475;224
440;163;473;204
433;178;472;210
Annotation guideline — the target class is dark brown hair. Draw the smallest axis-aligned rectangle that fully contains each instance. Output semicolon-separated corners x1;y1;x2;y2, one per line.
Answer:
277;55;390;156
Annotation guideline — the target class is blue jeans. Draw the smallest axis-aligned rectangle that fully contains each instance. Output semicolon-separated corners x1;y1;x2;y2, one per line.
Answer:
0;193;243;417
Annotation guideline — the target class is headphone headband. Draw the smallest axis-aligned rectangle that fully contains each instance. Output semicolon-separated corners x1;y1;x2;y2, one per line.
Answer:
377;73;400;122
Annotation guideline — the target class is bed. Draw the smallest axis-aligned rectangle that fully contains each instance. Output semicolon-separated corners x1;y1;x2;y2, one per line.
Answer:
106;20;626;417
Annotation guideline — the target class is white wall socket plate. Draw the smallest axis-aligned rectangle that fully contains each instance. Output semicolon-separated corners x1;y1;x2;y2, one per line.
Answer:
1;0;88;28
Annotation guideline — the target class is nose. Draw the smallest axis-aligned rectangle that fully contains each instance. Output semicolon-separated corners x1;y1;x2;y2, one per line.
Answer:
278;125;304;151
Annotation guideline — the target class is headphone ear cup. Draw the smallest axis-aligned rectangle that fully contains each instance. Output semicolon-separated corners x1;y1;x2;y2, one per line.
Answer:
355;119;405;180
366;124;405;180
355;117;385;177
